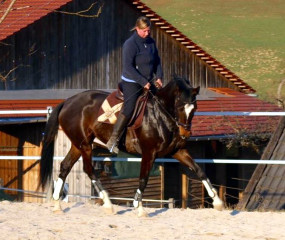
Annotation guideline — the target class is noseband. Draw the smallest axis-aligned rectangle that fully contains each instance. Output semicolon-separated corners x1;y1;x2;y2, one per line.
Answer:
176;121;192;131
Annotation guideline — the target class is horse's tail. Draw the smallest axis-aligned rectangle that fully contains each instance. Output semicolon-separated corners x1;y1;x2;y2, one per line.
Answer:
39;101;64;190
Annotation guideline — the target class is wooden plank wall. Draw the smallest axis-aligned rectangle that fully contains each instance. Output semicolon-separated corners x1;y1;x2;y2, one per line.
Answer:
0;0;236;92
0;124;43;202
0;130;19;199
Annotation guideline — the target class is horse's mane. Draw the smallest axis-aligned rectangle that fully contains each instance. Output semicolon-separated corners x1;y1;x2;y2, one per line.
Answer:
173;75;192;85
161;76;193;93
155;76;194;107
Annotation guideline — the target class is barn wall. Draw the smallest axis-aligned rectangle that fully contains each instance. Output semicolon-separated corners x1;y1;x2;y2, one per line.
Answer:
0;0;236;91
0;124;44;202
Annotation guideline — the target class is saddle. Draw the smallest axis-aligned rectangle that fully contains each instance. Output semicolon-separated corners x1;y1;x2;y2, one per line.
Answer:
97;84;148;154
97;83;148;129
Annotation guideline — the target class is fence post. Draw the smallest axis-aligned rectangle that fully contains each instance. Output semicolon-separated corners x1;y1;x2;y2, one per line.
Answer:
219;185;226;203
46;106;53;120
181;173;187;208
168;198;175;208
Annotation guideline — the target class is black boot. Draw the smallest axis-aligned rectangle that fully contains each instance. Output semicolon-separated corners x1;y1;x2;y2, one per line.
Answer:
106;113;129;154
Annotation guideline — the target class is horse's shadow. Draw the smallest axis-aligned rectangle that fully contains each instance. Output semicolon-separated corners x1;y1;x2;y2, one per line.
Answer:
116;207;168;217
116;208;133;215
148;208;168;217
63;202;85;213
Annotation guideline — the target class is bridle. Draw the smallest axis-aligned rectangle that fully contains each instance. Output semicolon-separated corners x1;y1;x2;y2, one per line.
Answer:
151;91;197;133
175;99;197;131
176;121;192;131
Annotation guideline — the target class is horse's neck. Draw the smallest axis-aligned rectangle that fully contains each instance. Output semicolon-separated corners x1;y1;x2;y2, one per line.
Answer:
154;86;175;114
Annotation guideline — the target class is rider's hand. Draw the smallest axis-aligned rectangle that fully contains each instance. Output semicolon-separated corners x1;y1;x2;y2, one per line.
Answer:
155;79;163;88
144;82;151;90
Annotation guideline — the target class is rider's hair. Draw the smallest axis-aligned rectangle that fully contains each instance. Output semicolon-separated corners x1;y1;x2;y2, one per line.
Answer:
131;16;151;31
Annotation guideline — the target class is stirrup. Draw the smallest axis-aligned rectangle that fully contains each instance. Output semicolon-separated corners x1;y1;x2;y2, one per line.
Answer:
108;143;119;154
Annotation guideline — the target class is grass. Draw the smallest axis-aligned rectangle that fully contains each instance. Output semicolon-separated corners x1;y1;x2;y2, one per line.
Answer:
143;0;285;104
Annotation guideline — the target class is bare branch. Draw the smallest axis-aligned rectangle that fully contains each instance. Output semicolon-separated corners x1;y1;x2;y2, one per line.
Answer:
0;0;17;24
48;2;104;18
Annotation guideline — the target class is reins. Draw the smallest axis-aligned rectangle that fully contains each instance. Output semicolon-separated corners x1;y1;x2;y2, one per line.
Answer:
149;91;196;132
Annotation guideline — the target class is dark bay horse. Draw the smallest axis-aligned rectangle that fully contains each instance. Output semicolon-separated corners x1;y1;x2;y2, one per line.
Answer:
39;77;224;216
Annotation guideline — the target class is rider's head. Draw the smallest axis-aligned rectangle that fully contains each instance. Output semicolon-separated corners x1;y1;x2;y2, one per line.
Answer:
132;16;151;39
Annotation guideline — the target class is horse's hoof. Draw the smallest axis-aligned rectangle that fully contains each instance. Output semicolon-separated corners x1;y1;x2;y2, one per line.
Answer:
103;205;115;215
138;209;149;218
52;200;63;213
211;189;225;211
137;206;148;217
213;199;225;211
53;209;64;214
52;205;63;214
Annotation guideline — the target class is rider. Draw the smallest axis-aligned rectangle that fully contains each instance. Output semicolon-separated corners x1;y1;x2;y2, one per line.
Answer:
106;16;163;153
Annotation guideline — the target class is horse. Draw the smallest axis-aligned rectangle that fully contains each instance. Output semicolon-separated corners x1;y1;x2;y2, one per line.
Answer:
39;76;224;216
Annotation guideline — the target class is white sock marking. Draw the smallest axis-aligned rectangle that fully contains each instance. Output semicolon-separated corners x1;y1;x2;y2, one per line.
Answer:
202;179;215;198
53;178;63;200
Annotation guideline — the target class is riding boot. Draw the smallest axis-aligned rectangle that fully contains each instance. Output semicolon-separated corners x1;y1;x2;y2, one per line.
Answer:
106;113;129;154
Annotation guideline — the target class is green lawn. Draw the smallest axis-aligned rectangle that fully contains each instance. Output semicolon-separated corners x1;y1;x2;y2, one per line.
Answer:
143;0;285;104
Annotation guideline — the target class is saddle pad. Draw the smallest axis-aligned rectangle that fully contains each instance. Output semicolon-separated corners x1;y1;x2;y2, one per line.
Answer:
97;91;123;124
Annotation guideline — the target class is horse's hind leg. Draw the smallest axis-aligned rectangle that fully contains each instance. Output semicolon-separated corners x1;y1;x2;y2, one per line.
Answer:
53;145;81;212
173;149;224;210
80;143;114;214
133;151;156;217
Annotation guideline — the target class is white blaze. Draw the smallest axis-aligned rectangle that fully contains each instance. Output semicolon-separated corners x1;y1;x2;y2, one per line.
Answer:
184;103;195;119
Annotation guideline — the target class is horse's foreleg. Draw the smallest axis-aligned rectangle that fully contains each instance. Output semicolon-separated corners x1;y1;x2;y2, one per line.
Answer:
172;149;224;210
53;145;81;212
81;144;114;214
92;180;113;214
201;178;224;210
134;151;156;217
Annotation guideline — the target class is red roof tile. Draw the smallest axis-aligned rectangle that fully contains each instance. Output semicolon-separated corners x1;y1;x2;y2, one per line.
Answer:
191;88;282;137
0;0;72;41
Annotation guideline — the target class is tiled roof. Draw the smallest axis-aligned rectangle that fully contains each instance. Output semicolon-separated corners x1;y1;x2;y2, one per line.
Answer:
191;88;282;137
0;88;282;137
0;0;255;94
0;0;72;41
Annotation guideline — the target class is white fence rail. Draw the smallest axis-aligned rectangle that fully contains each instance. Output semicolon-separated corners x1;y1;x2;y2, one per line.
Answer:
0;156;284;164
1;110;285;116
0;110;48;114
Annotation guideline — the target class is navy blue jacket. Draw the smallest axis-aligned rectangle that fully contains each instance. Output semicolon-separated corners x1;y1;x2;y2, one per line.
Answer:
121;31;163;87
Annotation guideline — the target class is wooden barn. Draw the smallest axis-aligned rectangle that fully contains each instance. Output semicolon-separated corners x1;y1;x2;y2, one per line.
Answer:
0;0;282;207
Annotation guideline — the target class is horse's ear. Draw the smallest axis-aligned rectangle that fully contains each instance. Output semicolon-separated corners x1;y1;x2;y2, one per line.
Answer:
193;86;200;96
184;79;190;85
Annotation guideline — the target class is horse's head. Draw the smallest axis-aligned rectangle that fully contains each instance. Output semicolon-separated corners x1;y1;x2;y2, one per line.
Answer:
173;77;200;139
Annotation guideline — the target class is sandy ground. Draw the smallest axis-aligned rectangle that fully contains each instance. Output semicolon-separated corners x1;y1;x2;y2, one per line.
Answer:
0;201;284;240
